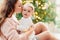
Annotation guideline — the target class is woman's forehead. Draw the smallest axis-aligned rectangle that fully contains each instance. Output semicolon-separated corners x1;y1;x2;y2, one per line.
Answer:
19;0;22;3
16;0;22;6
17;0;22;4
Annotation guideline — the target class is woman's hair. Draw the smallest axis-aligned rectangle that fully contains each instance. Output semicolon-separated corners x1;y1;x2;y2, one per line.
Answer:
0;0;18;35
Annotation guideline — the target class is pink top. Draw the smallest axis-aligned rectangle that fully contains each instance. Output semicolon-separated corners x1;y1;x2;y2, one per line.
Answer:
0;18;21;40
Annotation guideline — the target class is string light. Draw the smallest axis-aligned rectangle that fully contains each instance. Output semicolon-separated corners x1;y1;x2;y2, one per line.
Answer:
44;12;46;15
36;16;38;18
23;1;26;3
35;12;38;15
38;17;41;20
39;7;41;9
42;7;46;10
36;19;38;22
41;5;44;7
26;1;33;3
38;3;41;5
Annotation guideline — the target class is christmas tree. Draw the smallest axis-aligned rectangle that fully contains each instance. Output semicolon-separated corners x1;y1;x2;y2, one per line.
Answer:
16;0;56;23
32;0;56;23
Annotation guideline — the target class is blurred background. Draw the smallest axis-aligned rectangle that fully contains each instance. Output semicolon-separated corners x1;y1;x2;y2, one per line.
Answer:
16;0;60;33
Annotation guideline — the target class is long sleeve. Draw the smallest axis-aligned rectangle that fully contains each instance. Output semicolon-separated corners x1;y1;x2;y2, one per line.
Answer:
1;18;21;40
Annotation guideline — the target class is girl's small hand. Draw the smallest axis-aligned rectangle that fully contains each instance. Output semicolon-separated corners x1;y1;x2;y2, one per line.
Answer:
29;25;35;31
23;26;34;32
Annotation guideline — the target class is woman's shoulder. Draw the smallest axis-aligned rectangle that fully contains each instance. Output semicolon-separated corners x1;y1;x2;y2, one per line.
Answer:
5;18;15;24
1;18;16;32
4;18;11;23
1;18;16;38
5;18;12;21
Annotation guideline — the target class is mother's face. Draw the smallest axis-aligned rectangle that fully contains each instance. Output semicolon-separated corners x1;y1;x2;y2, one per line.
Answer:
15;0;22;13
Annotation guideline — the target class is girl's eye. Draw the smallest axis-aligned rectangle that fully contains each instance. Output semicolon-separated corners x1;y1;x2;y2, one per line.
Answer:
28;10;30;12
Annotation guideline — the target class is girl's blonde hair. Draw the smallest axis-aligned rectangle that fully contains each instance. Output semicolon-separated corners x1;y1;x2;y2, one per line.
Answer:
23;2;35;12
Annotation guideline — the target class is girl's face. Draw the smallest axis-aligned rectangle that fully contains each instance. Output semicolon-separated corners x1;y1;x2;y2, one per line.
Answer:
22;6;33;18
15;0;22;13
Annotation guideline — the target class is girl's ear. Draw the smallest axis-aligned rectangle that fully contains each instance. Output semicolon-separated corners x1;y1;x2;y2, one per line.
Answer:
32;11;34;15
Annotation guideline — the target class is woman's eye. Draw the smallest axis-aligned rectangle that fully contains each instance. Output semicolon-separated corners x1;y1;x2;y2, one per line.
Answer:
24;9;26;11
19;5;21;7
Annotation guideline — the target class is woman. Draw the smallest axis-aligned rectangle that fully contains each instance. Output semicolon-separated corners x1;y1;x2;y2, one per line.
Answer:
0;0;57;40
0;0;33;40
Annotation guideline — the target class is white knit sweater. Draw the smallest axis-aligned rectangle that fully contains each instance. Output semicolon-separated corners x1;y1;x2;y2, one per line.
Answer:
17;17;36;40
17;17;33;32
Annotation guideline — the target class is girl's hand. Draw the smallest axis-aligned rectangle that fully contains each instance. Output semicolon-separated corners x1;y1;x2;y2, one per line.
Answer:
23;26;34;32
28;25;35;31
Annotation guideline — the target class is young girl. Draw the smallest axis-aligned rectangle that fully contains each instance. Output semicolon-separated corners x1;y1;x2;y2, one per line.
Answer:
17;3;36;40
17;3;34;33
17;3;57;40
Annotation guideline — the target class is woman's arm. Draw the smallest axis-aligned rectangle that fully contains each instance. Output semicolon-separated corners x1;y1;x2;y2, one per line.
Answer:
1;18;29;40
1;18;35;40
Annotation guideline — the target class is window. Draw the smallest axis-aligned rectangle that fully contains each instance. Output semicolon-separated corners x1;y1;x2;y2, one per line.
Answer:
55;0;60;32
56;0;60;17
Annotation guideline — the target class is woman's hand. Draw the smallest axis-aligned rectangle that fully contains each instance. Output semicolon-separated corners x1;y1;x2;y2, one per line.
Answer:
19;33;29;40
19;26;35;40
